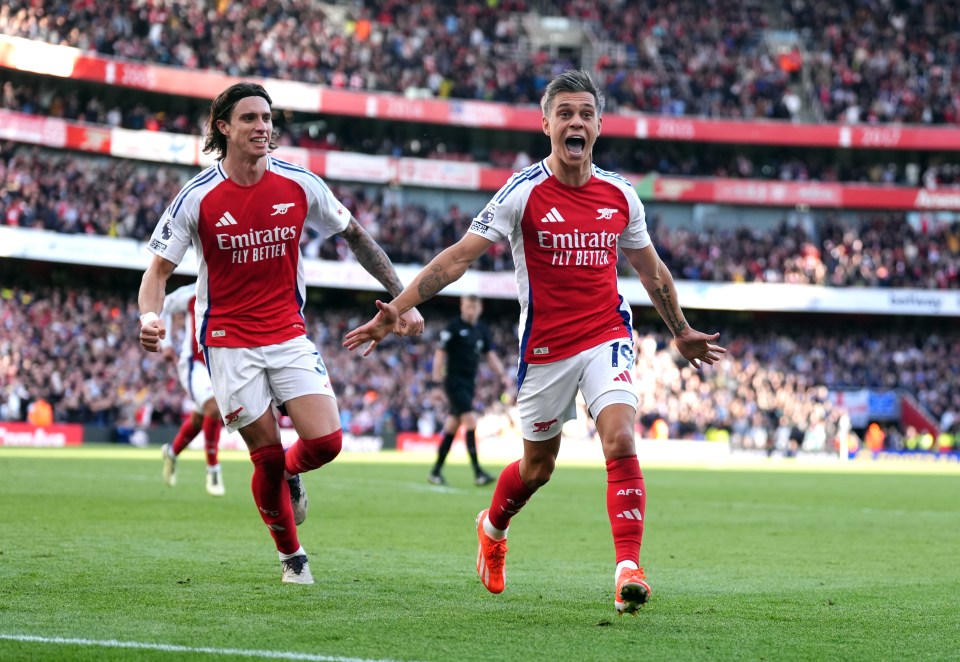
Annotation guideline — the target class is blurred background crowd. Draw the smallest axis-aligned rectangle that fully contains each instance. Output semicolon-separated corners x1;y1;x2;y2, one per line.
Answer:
2;142;958;288
2;283;958;454
2;0;958;124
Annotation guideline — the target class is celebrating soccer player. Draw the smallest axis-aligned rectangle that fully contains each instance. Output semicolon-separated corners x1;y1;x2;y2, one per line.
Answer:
138;82;423;585
345;69;725;614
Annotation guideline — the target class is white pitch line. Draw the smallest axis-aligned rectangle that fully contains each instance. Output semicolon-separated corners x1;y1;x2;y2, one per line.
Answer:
0;634;407;662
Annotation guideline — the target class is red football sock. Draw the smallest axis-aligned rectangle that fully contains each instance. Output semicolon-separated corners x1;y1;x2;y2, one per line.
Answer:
171;417;201;456
202;415;223;467
249;445;299;555
284;429;342;475
606;455;645;565
487;460;534;531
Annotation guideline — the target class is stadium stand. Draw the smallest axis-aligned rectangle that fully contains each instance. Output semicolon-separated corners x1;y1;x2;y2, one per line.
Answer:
2;282;957;453
3;1;956;125
1;1;958;456
3;141;958;288
7;70;960;183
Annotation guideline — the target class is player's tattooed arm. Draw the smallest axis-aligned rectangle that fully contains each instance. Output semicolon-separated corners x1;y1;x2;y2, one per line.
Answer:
624;244;689;337
339;218;405;297
654;284;688;337
417;264;451;299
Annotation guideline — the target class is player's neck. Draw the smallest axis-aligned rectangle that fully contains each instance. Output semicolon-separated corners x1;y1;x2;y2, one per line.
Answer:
547;154;592;187
222;154;267;186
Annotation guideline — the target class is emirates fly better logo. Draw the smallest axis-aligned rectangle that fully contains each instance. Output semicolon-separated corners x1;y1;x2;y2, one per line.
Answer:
215;210;298;264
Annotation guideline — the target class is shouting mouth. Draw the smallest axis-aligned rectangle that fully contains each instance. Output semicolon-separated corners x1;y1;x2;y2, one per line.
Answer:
565;136;586;156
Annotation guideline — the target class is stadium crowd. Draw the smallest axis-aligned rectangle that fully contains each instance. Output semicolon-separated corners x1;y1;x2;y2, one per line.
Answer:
3;143;959;288
2;0;959;125
783;0;960;124
7;68;960;187
645;213;960;289
2;285;958;455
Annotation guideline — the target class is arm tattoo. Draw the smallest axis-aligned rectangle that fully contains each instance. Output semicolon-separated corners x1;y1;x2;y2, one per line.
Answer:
656;285;687;336
418;264;450;299
341;221;405;297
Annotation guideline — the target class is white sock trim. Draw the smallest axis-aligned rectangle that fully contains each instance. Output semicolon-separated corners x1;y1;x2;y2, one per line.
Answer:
482;515;507;540
279;546;306;561
615;560;639;582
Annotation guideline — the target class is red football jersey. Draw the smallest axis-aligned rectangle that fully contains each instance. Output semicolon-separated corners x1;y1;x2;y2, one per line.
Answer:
469;160;650;364
147;156;350;348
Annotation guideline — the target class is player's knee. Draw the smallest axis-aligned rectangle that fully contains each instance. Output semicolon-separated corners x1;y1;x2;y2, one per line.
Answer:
602;429;637;460
203;398;220;418
314;429;342;463
523;456;556;489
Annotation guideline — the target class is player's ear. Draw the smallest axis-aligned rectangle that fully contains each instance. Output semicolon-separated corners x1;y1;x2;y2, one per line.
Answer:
542;114;550;136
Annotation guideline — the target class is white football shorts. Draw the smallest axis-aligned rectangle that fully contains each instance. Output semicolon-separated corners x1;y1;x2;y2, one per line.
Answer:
205;336;335;431
177;356;216;414
517;337;638;441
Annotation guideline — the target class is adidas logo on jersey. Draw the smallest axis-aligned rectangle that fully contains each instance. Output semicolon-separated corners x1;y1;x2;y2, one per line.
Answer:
215;211;238;227
540;207;566;223
613;370;633;383
616;509;643;521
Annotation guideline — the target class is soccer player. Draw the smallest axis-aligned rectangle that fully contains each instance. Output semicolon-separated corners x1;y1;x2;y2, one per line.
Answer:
427;295;511;487
137;82;423;585
344;69;725;613
157;281;225;497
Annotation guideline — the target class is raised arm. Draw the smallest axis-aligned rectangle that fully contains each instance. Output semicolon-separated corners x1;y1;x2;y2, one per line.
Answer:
344;233;494;355
622;244;726;369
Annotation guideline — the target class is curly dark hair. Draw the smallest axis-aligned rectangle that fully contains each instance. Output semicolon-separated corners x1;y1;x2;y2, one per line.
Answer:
202;82;279;160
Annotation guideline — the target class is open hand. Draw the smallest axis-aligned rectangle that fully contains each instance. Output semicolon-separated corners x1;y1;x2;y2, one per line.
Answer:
673;329;726;370
343;300;400;356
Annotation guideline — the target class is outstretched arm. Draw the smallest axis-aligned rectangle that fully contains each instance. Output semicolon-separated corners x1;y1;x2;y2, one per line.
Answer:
338;217;424;335
344;233;494;355
622;244;726;369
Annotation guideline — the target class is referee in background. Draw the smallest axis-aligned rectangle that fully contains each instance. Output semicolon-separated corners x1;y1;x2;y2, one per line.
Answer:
428;295;512;486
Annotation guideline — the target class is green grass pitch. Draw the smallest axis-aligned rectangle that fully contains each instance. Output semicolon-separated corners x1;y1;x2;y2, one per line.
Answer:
1;446;958;661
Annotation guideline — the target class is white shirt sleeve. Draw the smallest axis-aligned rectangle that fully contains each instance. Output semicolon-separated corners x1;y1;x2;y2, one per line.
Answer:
297;167;351;239
467;174;530;243
148;197;198;266
618;186;651;250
